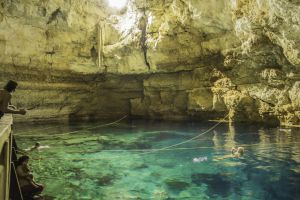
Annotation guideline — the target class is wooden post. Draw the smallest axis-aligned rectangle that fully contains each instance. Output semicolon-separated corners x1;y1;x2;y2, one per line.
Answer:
0;115;13;200
0;142;9;200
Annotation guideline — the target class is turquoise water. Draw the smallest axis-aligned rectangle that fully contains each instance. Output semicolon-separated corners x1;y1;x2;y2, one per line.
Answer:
14;120;300;200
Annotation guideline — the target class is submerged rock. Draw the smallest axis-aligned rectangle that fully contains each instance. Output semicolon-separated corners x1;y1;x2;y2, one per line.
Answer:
191;173;231;197
164;178;190;191
140;131;186;142
152;189;170;200
96;174;116;186
126;141;152;149
63;137;99;146
133;163;148;170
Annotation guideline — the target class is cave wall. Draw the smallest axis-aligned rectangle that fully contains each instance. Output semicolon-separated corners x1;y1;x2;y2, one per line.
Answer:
226;0;300;125
0;0;299;125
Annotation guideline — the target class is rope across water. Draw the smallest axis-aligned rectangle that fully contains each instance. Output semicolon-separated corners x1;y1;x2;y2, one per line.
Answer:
14;114;300;185
16;114;299;161
27;141;300;182
137;114;229;156
14;115;128;138
19;114;231;160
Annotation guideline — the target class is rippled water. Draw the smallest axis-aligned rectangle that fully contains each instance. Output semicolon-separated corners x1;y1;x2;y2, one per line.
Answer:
14;120;300;200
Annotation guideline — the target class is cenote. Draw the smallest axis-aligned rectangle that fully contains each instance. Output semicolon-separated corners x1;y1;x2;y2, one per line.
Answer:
14;120;300;200
2;0;300;199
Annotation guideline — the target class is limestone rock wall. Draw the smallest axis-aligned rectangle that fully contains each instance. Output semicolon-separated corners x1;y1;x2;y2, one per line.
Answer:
0;68;144;121
0;0;111;73
103;0;237;73
225;0;300;125
0;0;299;125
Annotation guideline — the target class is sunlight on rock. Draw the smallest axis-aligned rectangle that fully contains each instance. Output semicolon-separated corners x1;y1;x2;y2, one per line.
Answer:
107;0;128;9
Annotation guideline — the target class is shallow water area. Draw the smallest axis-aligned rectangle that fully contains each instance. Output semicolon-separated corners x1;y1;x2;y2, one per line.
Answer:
14;120;300;200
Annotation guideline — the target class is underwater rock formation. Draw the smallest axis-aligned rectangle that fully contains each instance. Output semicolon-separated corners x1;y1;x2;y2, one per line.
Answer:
191;173;232;197
164;178;190;191
0;0;299;125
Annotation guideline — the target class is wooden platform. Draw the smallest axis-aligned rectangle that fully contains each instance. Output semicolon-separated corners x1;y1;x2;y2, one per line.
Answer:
0;114;13;200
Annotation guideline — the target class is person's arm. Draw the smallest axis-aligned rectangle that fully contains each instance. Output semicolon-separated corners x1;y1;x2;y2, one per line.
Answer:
23;165;34;178
0;94;26;115
16;165;31;178
8;99;17;109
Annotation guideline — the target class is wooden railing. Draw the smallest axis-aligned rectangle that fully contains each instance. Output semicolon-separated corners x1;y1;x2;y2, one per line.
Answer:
0;114;13;200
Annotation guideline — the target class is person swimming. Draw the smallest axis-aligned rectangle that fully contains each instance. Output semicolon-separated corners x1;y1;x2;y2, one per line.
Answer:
25;142;50;152
231;147;244;158
213;146;245;161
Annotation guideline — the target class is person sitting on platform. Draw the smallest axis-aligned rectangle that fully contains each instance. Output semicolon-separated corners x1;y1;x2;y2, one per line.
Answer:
0;80;26;119
16;155;44;198
25;142;50;152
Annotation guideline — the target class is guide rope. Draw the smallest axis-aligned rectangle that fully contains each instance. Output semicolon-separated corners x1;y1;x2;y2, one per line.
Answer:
14;115;128;138
29;139;300;181
29;140;300;154
22;141;300;164
18;114;231;161
16;113;300;162
136;114;229;155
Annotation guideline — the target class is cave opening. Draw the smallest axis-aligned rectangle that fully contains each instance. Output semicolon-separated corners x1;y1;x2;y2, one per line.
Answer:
107;0;128;9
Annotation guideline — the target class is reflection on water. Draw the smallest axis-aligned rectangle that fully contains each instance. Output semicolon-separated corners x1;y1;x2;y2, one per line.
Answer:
14;120;300;200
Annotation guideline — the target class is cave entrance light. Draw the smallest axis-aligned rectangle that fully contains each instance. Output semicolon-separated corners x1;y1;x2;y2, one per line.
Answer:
108;0;128;9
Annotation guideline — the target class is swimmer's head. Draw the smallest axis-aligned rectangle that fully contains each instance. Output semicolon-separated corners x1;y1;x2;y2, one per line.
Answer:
237;147;244;156
231;147;237;155
35;142;40;147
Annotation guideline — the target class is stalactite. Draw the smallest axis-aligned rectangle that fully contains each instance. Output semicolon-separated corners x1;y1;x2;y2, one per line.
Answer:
98;22;104;69
140;10;151;70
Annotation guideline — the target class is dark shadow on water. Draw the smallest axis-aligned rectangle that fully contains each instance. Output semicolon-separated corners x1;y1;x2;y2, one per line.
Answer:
191;173;232;197
139;131;187;142
263;170;300;200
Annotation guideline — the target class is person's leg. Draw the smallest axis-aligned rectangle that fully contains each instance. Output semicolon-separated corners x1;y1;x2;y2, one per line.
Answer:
21;185;35;197
32;182;44;193
32;184;44;194
21;183;44;197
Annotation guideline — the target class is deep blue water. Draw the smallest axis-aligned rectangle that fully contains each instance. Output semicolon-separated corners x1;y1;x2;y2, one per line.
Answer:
14;120;300;200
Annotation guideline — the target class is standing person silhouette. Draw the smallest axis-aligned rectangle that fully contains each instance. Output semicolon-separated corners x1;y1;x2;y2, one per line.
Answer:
0;80;26;119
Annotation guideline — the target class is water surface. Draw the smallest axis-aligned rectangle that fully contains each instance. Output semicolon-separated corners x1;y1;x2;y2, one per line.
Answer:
14;120;300;200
